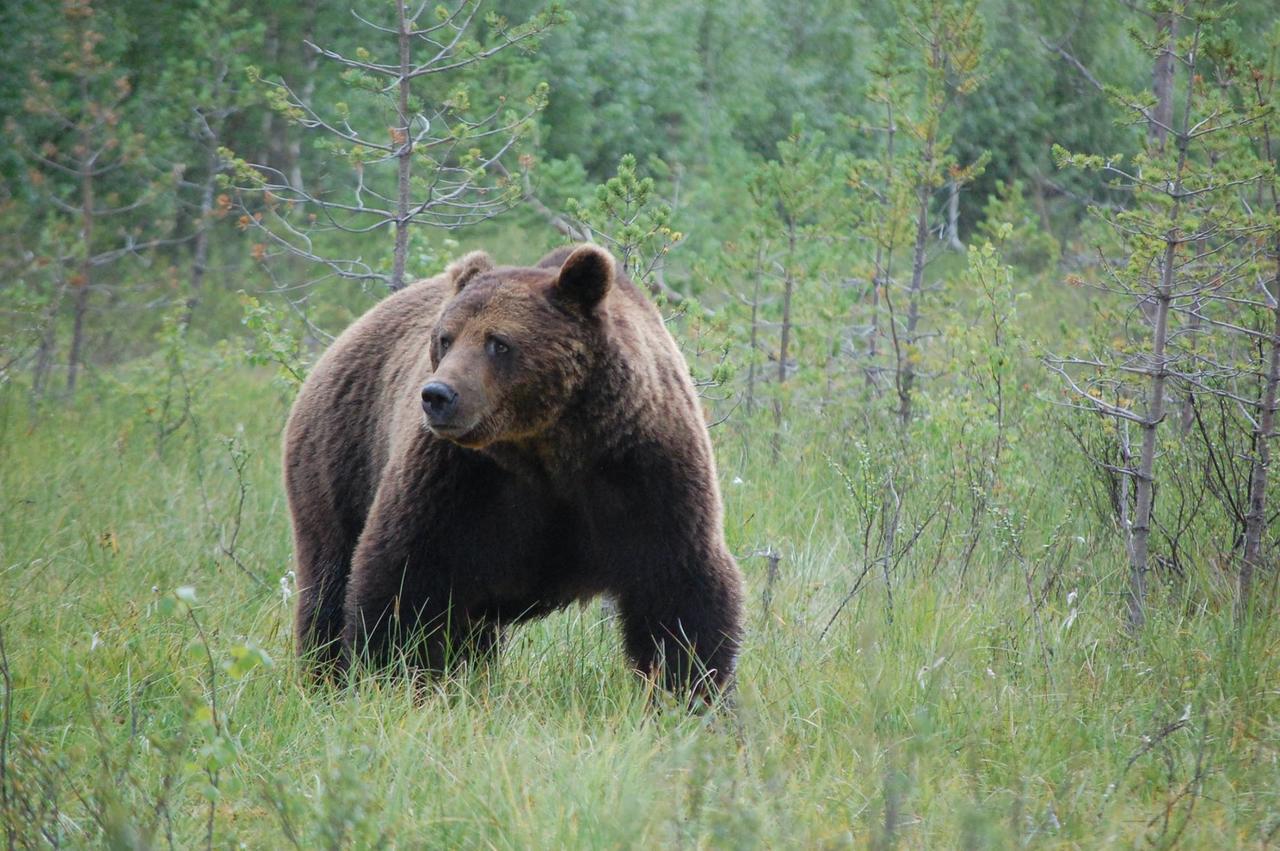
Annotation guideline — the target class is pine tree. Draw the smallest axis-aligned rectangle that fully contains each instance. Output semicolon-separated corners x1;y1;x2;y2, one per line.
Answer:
225;0;562;292
847;0;986;425
1050;2;1272;627
14;0;169;394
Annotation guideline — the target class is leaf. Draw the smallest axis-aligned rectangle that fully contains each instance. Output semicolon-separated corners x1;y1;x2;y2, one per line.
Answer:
223;643;273;680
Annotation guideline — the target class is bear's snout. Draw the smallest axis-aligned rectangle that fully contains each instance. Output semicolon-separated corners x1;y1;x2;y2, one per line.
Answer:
421;381;460;426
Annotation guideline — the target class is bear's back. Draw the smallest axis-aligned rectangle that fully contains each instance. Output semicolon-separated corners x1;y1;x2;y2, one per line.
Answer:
284;274;452;530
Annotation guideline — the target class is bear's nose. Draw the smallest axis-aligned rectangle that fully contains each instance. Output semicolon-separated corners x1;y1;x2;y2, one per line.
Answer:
421;381;459;423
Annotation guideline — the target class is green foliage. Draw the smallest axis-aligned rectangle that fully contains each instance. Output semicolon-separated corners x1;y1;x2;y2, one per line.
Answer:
1045;2;1280;623
939;238;1035;506
222;0;563;292
0;270;56;390
566;153;682;286
951;0;1146;227
975;179;1060;271
745;117;843;396
949;237;1025;412
109;306;207;453
16;0;157;222
525;0;870;178
843;0;990;424
239;293;308;390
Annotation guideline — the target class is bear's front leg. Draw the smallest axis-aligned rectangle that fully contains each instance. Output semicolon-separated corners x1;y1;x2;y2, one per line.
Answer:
342;569;456;674
591;441;745;701
340;465;459;674
341;474;506;675
616;547;743;700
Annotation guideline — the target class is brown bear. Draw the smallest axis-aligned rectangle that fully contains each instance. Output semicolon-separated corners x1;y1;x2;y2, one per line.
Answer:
283;244;744;697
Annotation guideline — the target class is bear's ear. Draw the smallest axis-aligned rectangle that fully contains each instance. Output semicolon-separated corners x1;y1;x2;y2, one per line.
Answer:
552;244;614;312
447;251;494;293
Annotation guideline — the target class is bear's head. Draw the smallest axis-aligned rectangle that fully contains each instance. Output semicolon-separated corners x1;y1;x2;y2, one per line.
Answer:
421;244;614;448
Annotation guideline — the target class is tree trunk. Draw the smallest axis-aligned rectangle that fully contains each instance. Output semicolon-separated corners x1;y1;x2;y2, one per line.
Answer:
31;282;62;400
745;242;764;415
1127;106;1192;630
288;0;320;210
185;138;220;329
1149;12;1177;152
1178;271;1204;436
67;84;95;396
1239;136;1280;614
257;14;280;168
945;179;964;251
1031;174;1052;233
866;100;896;393
32;328;54;398
1127;23;1198;629
900;150;932;426
777;219;795;385
772;219;796;462
66;278;89;395
1241;261;1280;614
1240;100;1280;617
390;0;413;292
1127;237;1175;631
867;262;882;392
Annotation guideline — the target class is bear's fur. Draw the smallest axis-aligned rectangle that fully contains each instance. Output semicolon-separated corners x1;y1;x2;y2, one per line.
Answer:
284;244;743;695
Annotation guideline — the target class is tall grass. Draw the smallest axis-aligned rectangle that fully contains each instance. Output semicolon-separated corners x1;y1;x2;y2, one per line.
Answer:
1;363;1277;848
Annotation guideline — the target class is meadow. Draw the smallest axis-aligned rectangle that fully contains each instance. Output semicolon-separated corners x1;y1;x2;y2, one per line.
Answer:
2;342;1277;847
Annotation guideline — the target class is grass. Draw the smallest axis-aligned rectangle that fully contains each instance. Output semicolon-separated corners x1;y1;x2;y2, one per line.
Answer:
1;360;1278;849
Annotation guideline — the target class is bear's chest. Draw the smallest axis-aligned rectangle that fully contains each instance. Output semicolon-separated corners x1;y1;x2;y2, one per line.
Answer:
433;471;595;617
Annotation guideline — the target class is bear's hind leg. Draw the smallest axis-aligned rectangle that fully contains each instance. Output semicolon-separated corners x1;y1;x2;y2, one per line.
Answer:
292;518;356;678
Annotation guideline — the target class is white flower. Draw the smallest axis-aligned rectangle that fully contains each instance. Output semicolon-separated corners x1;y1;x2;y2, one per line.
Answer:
917;655;946;689
280;570;296;605
1061;589;1079;635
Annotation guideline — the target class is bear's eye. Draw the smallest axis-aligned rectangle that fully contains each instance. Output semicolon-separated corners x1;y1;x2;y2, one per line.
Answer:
486;336;510;358
438;335;452;353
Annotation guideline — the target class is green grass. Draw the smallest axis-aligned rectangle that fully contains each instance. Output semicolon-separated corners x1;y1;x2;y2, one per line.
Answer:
1;366;1278;849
